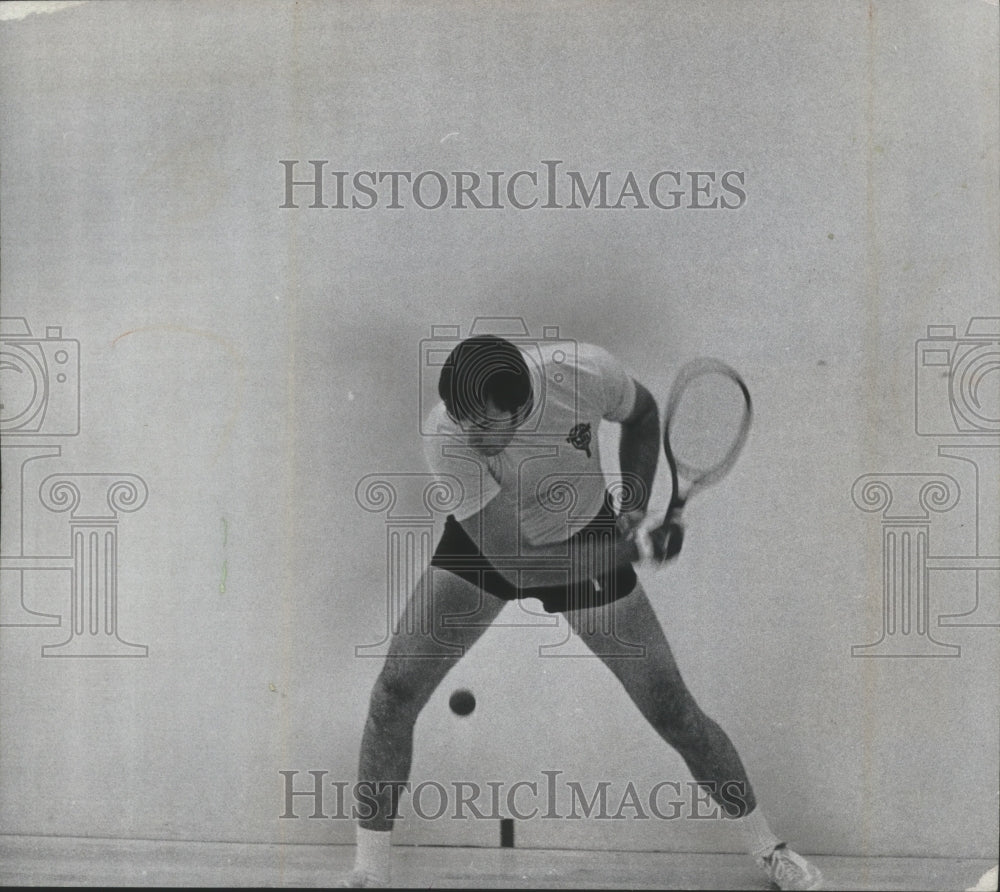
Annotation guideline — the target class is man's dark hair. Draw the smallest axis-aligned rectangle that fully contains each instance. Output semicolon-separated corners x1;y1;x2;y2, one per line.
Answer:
438;335;533;425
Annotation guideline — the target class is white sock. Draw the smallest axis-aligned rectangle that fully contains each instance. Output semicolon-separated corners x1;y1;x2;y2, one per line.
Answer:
735;807;783;860
354;826;391;885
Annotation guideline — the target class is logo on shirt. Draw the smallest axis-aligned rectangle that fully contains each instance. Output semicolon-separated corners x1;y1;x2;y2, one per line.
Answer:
566;422;592;458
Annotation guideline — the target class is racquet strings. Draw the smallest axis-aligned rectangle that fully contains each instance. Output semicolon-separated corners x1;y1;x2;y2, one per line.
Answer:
666;362;752;489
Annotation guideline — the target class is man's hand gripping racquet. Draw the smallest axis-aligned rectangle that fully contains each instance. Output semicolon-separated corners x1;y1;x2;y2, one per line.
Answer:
631;358;753;564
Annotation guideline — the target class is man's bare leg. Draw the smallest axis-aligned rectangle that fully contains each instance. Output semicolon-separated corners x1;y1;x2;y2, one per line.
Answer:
566;582;756;814
344;568;507;886
567;583;823;890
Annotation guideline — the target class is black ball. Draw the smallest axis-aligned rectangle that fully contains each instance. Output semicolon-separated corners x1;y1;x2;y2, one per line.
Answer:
449;688;476;716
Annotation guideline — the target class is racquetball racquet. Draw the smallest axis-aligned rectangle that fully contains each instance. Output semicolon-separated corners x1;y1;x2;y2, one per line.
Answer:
641;357;753;562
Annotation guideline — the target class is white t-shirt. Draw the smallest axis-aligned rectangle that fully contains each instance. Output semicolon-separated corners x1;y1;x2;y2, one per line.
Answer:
422;341;637;545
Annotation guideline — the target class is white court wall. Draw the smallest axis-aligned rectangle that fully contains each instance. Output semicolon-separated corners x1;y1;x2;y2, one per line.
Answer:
1;0;997;860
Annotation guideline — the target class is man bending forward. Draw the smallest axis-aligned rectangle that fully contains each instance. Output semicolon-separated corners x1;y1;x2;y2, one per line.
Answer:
341;334;822;891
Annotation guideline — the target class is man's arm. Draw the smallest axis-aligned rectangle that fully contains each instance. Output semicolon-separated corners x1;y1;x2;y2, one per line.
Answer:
617;380;660;526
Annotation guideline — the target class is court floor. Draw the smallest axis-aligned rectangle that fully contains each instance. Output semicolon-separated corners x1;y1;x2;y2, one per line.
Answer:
1;835;996;890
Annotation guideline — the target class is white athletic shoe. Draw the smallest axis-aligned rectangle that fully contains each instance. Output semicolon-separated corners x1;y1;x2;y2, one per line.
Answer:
335;869;389;888
757;844;823;891
966;864;998;892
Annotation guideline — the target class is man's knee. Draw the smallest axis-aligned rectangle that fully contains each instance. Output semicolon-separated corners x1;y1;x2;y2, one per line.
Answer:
368;664;435;724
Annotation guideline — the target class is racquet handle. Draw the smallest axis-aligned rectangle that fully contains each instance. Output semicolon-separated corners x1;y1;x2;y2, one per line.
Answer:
649;519;684;561
618;516;685;565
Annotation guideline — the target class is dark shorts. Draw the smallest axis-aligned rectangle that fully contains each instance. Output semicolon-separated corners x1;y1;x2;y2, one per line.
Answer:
429;492;639;613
